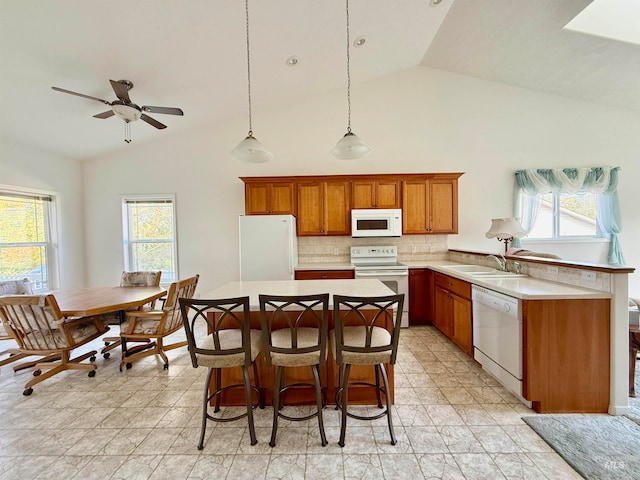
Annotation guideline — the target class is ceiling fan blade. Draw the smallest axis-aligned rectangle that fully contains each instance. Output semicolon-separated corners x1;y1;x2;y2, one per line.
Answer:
93;110;115;119
141;113;167;129
109;79;131;103
142;106;184;116
51;86;110;105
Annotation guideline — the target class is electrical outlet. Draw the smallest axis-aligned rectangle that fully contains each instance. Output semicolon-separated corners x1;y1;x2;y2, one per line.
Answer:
411;245;417;254
430;245;437;253
333;247;339;256
581;270;597;282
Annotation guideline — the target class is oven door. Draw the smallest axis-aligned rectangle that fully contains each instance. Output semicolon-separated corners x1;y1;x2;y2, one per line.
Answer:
354;269;409;327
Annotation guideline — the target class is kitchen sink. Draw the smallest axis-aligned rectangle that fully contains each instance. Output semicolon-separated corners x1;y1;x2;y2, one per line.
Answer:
441;264;496;273
468;271;527;278
441;264;526;278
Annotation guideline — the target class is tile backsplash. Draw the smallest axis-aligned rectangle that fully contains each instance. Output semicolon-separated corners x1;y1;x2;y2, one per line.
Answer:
297;237;612;293
297;234;449;265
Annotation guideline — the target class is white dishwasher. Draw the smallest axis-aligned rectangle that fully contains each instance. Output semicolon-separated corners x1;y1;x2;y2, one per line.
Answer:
472;285;528;403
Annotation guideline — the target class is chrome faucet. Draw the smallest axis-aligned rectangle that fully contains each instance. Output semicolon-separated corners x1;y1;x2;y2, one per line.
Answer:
487;254;507;271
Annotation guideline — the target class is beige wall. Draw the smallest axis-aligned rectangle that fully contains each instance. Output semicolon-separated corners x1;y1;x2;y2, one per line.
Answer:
0;137;86;289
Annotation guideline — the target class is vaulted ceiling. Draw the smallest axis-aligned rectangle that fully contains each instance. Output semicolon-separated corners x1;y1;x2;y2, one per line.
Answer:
1;0;638;161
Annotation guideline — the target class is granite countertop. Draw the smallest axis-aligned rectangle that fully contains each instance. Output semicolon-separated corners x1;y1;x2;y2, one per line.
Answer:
295;260;609;300
411;260;610;300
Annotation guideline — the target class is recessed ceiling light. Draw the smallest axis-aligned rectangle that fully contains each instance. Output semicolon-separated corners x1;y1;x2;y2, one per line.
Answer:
286;56;299;66
353;36;366;47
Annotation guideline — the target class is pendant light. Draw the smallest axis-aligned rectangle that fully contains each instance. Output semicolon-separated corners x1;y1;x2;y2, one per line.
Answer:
231;0;273;163
331;0;372;160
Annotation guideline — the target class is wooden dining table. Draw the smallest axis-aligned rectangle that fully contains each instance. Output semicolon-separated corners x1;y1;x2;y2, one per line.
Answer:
52;285;166;317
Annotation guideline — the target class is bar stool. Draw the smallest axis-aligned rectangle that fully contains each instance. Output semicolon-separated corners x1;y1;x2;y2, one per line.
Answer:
259;293;329;448
179;296;264;449
331;294;404;447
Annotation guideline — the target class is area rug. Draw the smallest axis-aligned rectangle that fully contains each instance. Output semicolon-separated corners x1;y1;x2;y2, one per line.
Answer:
522;415;640;479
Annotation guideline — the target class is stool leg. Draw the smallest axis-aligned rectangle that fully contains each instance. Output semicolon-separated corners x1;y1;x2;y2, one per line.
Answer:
198;368;214;450
252;360;264;408
378;363;396;445
338;363;351;447
374;364;383;408
242;365;258;446
335;363;343;409
270;365;284;447
214;368;222;413
311;364;327;446
630;346;638;397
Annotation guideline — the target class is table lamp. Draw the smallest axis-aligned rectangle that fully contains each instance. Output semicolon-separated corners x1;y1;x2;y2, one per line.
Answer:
486;218;527;254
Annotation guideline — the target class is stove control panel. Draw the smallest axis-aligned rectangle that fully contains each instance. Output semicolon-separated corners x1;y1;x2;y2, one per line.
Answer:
350;246;397;258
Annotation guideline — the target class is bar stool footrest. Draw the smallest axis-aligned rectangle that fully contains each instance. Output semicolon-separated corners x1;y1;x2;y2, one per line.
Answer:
276;382;326;422
206;383;261;423
335;382;389;421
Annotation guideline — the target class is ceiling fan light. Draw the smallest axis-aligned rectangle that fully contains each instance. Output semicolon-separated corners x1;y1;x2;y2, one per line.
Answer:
111;103;141;123
230;134;273;163
331;131;372;159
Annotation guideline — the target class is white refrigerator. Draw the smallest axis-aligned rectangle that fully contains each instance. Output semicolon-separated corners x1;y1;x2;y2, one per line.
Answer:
239;215;298;280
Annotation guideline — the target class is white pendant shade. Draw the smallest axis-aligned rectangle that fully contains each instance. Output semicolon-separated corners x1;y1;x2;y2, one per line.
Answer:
330;131;372;159
230;134;273;163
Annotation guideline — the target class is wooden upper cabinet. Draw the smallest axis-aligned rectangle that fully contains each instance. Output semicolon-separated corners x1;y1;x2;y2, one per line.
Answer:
402;175;460;234
241;173;461;236
297;179;351;236
352;179;400;209
242;180;295;215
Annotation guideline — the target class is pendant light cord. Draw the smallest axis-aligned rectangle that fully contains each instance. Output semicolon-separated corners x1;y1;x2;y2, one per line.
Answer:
245;0;253;136
345;0;352;134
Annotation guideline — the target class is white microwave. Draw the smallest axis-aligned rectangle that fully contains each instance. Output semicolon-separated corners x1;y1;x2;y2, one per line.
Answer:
351;209;402;237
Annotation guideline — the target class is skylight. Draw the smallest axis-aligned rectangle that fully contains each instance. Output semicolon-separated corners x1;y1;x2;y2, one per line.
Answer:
564;0;640;46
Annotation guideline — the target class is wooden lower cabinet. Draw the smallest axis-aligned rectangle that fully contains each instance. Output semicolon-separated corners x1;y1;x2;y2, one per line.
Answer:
408;268;433;325
295;269;354;280
522;298;610;413
433;272;473;356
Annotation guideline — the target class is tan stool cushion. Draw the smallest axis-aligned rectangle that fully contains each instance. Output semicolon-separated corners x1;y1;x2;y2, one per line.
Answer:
330;326;392;365
269;327;323;367
195;329;263;368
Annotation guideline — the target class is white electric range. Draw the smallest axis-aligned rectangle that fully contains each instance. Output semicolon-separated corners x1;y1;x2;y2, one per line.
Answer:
350;246;409;328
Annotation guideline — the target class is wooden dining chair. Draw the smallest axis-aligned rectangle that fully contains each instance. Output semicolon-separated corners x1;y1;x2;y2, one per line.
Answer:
0;294;109;395
259;293;330;448
331;293;404;447
101;271;162;359
119;274;199;371
179;296;264;449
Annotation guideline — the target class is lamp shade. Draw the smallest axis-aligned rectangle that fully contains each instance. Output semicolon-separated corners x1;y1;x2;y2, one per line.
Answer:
230;134;273;163
485;218;527;240
330;131;372;159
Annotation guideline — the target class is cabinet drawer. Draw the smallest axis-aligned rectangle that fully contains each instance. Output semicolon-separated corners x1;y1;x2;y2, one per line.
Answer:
295;270;355;280
434;272;471;300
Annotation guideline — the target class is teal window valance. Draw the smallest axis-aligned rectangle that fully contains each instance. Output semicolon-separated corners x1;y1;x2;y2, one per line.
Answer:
513;167;624;265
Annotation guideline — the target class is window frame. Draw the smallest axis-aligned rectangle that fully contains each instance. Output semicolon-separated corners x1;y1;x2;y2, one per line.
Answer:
519;191;605;242
0;185;59;292
121;194;179;286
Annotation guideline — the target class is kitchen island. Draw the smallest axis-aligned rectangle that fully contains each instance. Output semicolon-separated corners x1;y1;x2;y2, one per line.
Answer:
201;279;396;406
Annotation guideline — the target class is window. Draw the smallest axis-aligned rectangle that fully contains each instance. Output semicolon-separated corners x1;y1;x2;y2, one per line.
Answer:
524;191;601;239
0;189;55;291
122;195;178;285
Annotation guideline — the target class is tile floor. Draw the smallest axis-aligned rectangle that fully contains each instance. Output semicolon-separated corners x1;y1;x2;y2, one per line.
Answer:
0;325;637;479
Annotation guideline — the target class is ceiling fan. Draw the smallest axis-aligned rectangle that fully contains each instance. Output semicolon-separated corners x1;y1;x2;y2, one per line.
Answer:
51;79;184;143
